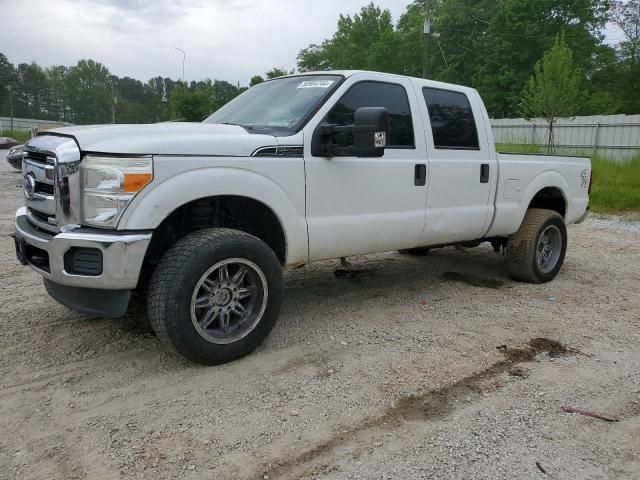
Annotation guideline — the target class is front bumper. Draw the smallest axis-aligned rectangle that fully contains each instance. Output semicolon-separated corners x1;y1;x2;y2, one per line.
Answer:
14;207;152;289
14;207;152;316
6;154;22;170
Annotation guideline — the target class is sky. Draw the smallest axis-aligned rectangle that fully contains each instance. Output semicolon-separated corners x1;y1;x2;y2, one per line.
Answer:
0;0;408;85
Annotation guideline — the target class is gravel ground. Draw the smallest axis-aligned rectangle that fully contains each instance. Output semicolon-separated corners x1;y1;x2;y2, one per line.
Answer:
1;151;639;480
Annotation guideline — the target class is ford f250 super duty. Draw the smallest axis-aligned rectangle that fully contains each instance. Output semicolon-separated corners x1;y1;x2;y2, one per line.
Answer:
13;71;591;365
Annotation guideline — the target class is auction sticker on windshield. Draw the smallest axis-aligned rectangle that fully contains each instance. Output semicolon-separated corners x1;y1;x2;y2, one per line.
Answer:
297;80;335;89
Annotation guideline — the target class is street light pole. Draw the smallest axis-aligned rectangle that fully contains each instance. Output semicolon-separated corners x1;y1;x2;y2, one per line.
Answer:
174;47;186;82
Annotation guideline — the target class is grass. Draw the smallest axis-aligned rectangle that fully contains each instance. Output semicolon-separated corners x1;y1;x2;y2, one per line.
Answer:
1;130;31;143
497;143;640;215
496;143;542;154
590;157;640;214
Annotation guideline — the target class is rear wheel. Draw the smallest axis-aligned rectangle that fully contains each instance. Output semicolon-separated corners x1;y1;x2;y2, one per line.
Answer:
506;208;567;283
147;228;283;365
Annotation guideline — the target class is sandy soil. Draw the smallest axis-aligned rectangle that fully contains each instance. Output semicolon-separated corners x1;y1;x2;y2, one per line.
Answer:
1;153;639;479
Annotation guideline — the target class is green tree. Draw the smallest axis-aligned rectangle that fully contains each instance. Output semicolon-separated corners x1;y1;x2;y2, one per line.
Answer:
15;62;48;118
297;3;401;73
169;78;244;121
209;79;242;111
296;0;611;117
249;75;264;86
114;76;162;123
608;0;640;112
582;91;621;115
471;0;611;117
519;35;584;151
169;83;213;121
613;0;640;64
65;59;112;124
396;0;494;80
44;65;69;121
0;53;18;117
146;76;177;121
265;67;293;78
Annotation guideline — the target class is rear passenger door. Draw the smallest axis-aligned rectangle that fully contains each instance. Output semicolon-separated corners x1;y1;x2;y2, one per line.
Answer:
416;85;497;245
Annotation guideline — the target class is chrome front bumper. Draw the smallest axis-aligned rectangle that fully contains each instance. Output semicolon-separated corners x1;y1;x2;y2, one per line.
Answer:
13;207;151;290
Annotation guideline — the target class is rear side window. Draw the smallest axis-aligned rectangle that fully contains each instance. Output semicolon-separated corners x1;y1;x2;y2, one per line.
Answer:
422;88;479;150
325;81;415;148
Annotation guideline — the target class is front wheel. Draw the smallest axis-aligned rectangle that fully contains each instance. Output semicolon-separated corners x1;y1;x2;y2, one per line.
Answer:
506;208;567;284
147;228;283;365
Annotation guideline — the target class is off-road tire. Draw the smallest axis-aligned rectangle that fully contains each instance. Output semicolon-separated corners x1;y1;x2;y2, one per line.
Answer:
506;208;567;284
147;228;283;365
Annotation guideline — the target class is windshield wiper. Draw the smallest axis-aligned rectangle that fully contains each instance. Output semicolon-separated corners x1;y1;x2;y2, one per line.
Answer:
220;122;256;132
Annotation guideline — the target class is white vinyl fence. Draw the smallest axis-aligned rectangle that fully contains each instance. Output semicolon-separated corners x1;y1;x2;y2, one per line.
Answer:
0;117;73;134
491;114;640;162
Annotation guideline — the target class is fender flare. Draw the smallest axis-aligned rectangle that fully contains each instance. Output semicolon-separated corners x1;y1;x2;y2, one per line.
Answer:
520;170;569;215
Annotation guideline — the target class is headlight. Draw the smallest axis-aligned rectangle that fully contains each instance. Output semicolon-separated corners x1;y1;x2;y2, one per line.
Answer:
82;155;153;228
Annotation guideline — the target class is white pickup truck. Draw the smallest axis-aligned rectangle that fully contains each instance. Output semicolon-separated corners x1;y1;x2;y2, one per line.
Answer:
14;71;591;365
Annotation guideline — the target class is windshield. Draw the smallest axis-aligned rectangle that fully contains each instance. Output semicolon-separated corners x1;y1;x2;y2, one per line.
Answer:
203;75;342;134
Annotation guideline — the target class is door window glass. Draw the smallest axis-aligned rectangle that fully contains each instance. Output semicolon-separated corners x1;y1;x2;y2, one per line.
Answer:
422;88;479;149
326;81;415;148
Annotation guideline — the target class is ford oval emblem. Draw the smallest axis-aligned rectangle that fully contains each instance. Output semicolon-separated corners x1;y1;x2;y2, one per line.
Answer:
24;173;36;198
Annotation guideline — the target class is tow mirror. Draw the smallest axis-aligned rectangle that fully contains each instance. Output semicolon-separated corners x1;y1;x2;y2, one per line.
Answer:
311;107;390;158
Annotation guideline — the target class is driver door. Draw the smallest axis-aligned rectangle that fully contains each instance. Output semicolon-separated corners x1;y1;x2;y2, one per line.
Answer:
303;75;429;261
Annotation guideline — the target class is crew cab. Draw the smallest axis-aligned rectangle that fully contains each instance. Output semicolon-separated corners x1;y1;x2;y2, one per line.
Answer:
13;71;591;365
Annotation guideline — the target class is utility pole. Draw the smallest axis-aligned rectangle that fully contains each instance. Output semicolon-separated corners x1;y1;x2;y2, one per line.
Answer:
422;0;430;79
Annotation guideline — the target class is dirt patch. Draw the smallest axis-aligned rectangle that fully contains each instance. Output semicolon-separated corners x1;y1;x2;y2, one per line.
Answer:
442;271;505;289
498;337;570;362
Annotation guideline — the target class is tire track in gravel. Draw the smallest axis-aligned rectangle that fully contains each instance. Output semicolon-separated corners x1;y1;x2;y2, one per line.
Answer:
256;338;575;480
0;350;158;395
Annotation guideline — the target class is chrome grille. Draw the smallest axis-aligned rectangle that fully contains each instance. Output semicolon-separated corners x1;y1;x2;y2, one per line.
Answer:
35;181;54;195
28;208;55;224
24;150;55;165
22;135;82;234
23;151;57;233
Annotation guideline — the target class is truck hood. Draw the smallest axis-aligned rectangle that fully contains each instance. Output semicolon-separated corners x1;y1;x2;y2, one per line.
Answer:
45;122;279;157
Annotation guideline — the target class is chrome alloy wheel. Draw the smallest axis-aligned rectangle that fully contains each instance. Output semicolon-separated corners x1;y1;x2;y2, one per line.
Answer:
190;258;268;344
536;225;562;274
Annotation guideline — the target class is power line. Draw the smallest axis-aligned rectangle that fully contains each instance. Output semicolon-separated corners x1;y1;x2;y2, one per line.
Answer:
428;25;627;46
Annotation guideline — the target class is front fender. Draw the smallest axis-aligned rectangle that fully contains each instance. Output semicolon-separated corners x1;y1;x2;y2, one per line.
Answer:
117;160;308;264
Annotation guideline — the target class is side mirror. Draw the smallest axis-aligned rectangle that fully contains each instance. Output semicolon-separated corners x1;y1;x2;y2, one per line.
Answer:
311;107;390;158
